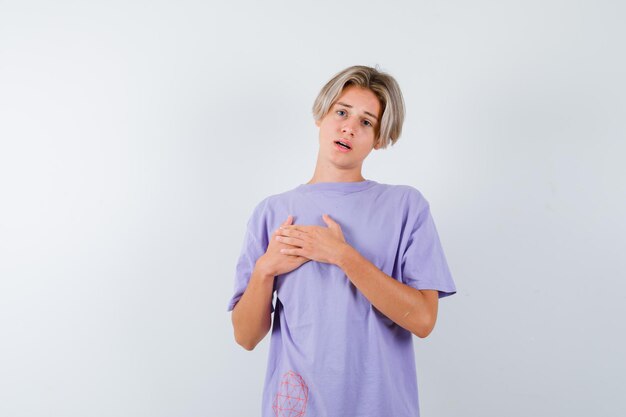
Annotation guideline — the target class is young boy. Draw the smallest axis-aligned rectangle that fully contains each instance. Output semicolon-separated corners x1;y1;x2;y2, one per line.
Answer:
228;65;457;417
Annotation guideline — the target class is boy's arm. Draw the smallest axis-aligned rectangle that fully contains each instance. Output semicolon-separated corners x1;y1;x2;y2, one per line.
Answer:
231;257;275;351
276;215;442;338
336;245;439;338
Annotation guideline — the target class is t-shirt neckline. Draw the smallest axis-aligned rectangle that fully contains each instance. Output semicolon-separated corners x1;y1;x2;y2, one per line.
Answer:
295;179;378;194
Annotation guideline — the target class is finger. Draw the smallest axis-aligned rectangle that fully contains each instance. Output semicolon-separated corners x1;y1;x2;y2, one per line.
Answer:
277;228;300;238
322;214;339;229
280;247;305;256
273;215;294;236
276;235;305;247
280;224;305;232
321;214;331;226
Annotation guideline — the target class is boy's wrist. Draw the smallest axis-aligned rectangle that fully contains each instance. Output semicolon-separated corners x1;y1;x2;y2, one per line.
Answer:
334;243;357;270
254;256;276;282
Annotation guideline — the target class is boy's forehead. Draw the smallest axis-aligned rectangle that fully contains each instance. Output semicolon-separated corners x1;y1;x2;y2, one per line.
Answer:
333;87;381;120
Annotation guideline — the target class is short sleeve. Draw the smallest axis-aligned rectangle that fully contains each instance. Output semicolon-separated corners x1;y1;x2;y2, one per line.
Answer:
401;194;457;299
226;198;275;312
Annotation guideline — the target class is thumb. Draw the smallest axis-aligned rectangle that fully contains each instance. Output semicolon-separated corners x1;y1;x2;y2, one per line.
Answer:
282;215;293;226
322;214;336;228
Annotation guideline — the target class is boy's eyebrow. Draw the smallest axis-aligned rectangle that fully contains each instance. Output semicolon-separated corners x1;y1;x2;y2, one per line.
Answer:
336;102;379;121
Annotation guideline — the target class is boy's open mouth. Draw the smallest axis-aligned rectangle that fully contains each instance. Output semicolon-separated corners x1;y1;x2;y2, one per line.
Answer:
334;140;351;150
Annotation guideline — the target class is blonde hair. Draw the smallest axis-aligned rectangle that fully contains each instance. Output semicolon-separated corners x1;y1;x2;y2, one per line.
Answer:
312;65;405;149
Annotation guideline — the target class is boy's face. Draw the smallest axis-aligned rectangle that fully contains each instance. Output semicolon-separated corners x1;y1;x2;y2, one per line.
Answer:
315;85;382;171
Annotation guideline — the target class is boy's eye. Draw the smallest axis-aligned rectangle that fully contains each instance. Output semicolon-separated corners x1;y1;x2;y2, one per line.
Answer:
336;109;346;116
363;120;372;127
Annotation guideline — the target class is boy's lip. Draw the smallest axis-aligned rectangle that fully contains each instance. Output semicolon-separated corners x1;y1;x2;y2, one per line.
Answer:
336;138;353;148
334;142;351;152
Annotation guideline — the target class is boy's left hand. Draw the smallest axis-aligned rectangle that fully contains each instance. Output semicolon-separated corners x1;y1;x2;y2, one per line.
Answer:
274;214;350;265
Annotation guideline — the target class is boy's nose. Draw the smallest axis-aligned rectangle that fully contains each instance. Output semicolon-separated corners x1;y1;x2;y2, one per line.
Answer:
341;123;356;136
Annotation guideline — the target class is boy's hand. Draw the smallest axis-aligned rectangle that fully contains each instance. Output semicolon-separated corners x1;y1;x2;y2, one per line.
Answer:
274;214;350;265
256;215;310;277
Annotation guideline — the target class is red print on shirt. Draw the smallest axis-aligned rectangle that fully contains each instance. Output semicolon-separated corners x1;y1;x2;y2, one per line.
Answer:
272;370;309;417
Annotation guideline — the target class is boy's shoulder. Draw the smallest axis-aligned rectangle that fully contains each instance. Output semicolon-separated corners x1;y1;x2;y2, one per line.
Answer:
374;181;428;203
245;186;300;219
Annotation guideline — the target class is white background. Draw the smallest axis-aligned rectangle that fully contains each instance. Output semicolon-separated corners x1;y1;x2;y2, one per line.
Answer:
1;1;625;416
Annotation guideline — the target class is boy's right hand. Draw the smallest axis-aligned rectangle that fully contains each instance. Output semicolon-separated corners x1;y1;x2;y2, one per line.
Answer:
256;215;310;277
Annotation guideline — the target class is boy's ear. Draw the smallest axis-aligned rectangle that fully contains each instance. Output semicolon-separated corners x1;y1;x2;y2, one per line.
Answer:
315;118;320;127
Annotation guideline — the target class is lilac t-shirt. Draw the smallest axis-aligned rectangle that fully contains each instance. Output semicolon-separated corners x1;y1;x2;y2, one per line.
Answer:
227;180;456;417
